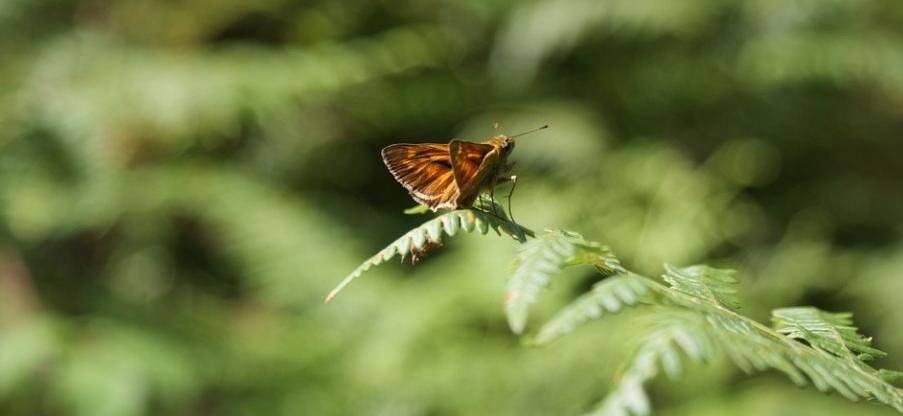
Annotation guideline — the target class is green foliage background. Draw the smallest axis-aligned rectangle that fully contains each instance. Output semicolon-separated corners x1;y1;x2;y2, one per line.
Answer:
1;1;902;415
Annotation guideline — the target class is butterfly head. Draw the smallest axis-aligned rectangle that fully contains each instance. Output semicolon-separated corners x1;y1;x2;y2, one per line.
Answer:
488;135;516;153
488;124;547;152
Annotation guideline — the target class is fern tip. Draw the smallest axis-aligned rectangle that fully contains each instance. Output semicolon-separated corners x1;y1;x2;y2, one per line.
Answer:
324;289;339;304
325;273;359;304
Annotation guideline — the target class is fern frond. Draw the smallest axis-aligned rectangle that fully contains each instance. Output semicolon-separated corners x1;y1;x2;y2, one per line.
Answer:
505;233;574;334
703;312;903;410
879;370;903;385
335;214;903;413
505;230;623;334
561;232;625;276
522;232;903;414
588;302;903;415
662;264;740;311
772;307;887;361
591;312;715;416
642;280;903;412
700;313;806;383
325;208;532;303
532;274;652;345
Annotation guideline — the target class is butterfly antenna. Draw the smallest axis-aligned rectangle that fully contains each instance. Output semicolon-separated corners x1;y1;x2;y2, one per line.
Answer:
509;124;549;139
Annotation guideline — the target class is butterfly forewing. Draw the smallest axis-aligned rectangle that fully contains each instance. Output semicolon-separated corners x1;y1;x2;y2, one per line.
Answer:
448;140;495;189
381;144;460;211
449;140;499;206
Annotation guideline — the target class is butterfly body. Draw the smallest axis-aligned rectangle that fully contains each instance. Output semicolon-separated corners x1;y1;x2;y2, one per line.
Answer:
381;135;516;212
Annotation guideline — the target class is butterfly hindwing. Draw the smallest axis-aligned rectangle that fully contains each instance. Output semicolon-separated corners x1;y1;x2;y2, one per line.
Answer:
381;144;460;211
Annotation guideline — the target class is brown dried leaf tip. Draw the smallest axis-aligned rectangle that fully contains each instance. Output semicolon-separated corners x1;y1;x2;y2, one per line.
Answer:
400;240;445;265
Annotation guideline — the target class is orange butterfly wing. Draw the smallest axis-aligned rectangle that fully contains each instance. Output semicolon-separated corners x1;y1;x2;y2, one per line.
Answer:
449;140;496;204
381;144;460;211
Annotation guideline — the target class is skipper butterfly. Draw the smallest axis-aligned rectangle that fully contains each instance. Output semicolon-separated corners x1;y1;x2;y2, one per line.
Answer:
381;124;547;212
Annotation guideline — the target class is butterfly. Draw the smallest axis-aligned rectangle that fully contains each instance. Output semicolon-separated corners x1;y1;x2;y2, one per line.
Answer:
381;124;548;213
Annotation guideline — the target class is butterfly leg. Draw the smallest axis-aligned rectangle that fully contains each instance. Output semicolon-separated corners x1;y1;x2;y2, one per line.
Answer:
489;175;517;222
505;175;518;223
488;180;499;217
